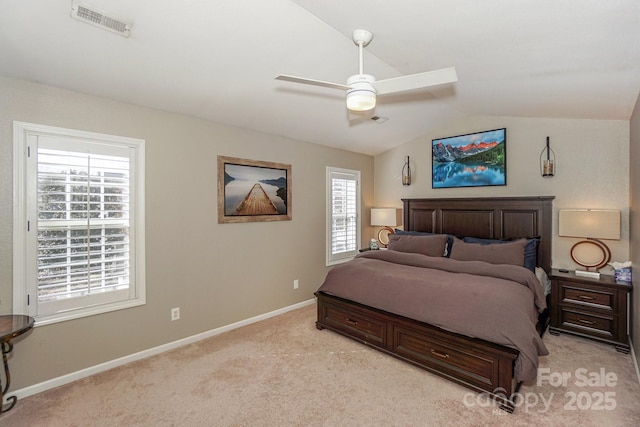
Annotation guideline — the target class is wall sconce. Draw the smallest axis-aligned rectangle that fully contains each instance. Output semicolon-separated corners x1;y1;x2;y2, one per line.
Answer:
540;136;555;177
402;156;411;186
371;208;397;247
558;209;620;278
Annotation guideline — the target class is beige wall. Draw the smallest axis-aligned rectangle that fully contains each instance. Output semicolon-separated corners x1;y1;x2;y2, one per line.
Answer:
0;77;374;389
374;115;630;271
630;94;640;366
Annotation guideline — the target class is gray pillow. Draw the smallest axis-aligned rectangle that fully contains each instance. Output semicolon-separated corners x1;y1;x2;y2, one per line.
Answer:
394;229;453;256
449;237;526;267
387;234;449;257
462;236;539;272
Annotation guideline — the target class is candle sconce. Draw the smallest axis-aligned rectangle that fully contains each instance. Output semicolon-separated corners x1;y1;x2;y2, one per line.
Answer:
540;137;555;177
402;156;411;186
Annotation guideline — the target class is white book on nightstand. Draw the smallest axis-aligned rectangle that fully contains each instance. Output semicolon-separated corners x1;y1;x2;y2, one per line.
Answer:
574;269;601;279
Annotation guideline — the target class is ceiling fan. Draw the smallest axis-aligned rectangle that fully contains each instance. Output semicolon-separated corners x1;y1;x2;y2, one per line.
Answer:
276;29;458;113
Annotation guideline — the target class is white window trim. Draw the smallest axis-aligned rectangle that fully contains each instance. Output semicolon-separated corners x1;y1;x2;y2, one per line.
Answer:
13;121;146;326
326;166;361;266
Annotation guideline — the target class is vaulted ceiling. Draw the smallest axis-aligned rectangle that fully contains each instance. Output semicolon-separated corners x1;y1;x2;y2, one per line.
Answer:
1;1;639;155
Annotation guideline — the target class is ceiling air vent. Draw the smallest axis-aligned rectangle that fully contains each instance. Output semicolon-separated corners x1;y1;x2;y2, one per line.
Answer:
71;2;132;37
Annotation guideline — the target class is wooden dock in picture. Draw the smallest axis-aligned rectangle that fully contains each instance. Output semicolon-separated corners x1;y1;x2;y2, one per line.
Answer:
234;183;278;215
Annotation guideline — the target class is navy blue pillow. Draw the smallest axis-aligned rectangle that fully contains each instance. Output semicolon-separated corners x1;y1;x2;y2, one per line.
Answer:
462;236;539;272
394;229;453;257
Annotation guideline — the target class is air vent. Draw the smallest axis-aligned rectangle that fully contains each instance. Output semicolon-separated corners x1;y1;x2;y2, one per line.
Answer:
71;1;131;37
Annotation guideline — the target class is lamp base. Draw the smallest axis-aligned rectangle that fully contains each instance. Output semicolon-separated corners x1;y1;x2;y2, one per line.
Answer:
377;226;394;248
569;238;611;273
574;269;601;279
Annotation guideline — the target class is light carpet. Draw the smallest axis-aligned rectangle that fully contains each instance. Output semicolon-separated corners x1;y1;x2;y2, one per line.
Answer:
4;304;640;426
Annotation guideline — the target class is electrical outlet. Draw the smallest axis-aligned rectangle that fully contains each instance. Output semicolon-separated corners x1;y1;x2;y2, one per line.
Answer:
171;307;180;321
293;279;299;290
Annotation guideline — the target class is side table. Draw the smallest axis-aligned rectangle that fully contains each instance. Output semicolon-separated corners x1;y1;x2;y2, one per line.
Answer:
0;315;35;414
549;269;631;353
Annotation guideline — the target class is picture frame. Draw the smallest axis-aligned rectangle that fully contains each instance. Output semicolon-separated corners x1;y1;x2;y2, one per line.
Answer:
431;128;506;189
217;156;291;223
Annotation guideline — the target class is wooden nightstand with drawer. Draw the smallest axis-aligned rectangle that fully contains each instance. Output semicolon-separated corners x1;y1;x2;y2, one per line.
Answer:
549;269;632;353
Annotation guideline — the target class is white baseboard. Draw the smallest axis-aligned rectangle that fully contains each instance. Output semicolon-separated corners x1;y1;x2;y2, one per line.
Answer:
7;298;316;403
630;337;640;385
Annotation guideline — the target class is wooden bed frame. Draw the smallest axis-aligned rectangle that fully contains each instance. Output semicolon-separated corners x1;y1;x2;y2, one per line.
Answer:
315;196;554;412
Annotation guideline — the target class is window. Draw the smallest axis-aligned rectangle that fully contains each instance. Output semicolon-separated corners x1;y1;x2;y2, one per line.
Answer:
13;122;145;325
326;167;361;265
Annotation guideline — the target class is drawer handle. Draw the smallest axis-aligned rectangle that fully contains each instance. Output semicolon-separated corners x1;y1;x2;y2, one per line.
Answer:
577;319;597;325
578;295;596;301
430;349;450;359
345;318;358;326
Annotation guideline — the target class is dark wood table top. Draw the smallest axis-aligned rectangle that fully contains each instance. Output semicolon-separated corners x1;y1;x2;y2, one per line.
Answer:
0;315;35;343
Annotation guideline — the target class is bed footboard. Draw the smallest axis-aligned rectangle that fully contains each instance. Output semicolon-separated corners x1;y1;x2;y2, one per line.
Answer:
315;291;520;413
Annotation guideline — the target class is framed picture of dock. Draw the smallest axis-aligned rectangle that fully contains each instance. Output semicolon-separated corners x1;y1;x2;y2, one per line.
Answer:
217;156;292;223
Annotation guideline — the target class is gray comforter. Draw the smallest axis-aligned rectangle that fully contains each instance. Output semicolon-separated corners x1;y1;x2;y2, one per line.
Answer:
316;250;549;382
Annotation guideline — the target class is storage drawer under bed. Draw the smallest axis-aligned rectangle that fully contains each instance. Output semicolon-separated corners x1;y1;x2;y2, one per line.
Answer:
392;323;517;391
318;299;388;348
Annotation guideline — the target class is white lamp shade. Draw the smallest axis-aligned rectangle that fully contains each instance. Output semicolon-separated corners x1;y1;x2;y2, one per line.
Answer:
558;209;620;240
371;208;397;227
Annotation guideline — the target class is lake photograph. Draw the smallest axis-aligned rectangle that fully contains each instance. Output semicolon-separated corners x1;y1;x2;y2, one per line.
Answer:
432;128;506;188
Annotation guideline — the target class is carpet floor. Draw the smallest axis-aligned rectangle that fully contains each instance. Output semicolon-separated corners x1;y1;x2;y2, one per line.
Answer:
4;304;640;426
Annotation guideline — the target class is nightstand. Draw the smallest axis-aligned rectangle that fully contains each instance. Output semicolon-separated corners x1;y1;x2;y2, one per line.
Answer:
549;269;632;353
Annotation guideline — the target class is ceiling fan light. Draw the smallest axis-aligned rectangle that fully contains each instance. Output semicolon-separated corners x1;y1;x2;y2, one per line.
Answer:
346;90;376;111
346;74;376;111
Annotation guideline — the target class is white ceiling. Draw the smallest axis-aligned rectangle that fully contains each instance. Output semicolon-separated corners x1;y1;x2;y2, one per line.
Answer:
1;0;639;155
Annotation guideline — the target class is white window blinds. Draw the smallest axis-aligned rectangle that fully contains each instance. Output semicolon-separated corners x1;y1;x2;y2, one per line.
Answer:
13;122;145;325
327;167;360;265
36;147;131;304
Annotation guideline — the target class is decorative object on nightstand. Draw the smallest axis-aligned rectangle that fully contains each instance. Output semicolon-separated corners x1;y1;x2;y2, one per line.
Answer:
370;208;397;248
558;209;620;279
402;156;411;186
369;238;379;250
549;269;631;353
610;261;632;282
540;136;555;177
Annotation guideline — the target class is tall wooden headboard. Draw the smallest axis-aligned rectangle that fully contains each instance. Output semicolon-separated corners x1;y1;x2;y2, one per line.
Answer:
402;196;554;273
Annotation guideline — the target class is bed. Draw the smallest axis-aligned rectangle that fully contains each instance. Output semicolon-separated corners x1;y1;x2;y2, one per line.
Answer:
315;196;554;412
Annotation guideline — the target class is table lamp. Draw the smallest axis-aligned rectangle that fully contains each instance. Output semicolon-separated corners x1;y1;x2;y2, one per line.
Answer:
371;208;397;248
558;209;620;278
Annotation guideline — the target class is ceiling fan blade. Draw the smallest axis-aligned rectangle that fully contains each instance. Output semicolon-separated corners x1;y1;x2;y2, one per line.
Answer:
373;67;458;95
276;74;349;91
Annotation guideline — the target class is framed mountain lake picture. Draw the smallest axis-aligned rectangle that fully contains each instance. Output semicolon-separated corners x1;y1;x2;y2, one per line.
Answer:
218;156;291;223
431;128;506;189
